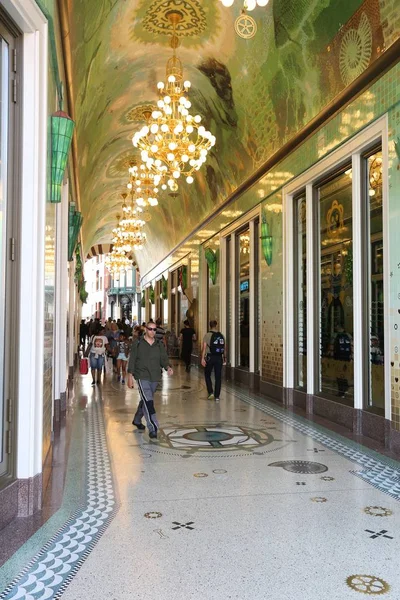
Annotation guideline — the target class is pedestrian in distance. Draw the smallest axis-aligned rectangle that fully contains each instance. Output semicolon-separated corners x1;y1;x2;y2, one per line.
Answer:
88;328;109;386
201;320;226;402
155;318;167;346
127;321;173;439
116;333;130;384
180;319;196;372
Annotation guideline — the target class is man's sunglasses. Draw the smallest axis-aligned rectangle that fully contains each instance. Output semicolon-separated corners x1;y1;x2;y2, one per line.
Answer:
146;326;157;331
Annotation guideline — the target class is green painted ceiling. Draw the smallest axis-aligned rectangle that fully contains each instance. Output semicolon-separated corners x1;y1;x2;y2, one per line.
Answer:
62;0;393;276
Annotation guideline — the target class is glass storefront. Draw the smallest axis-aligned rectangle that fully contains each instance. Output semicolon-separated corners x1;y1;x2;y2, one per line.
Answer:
294;192;307;390
318;168;353;402
237;228;250;368
366;149;384;409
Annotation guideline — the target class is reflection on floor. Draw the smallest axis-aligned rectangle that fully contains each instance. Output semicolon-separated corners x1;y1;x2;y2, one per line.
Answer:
1;361;400;599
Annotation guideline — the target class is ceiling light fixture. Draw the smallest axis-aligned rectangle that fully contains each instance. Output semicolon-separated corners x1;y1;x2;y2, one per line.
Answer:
132;10;215;192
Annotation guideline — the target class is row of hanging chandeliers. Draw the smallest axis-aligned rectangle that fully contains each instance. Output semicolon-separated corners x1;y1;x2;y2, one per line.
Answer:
105;9;216;277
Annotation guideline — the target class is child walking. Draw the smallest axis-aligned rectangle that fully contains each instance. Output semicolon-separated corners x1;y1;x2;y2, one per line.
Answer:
116;333;130;384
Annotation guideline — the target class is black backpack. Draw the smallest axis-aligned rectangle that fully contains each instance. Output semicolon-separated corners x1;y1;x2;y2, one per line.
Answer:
209;331;225;356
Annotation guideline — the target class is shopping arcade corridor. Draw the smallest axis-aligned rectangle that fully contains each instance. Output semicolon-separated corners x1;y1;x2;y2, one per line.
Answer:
0;362;399;599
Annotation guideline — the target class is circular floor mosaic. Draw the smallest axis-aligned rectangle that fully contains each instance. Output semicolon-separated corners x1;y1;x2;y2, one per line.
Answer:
153;424;279;455
269;460;328;474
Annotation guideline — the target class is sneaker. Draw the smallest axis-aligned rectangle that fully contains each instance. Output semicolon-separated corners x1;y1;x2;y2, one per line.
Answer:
149;431;158;439
133;421;145;431
117;375;121;382
207;393;214;400
91;381;95;386
215;397;220;402
121;379;125;385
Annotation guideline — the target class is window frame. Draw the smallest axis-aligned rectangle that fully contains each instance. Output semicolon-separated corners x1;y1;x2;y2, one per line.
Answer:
283;115;390;417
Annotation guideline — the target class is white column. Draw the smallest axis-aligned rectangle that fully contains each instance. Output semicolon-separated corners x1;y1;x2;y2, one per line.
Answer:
53;181;69;402
352;153;364;410
306;183;317;395
382;124;391;420
16;18;48;479
199;249;208;345
249;220;256;373
220;236;227;341
68;260;75;370
284;193;294;388
59;182;69;394
230;235;237;367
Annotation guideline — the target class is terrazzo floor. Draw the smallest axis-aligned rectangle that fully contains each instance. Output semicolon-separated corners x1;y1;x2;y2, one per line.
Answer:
1;361;400;599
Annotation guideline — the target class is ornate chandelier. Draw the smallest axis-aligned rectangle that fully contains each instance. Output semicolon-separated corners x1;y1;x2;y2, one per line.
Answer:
132;11;215;192
112;205;147;253
105;247;132;275
128;162;160;206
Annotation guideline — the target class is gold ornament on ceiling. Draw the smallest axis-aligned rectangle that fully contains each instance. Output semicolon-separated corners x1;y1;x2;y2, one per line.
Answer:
235;13;257;39
107;151;138;179
142;0;207;37
125;104;157;124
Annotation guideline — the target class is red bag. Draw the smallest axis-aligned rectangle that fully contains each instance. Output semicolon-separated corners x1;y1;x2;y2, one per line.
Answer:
79;358;89;375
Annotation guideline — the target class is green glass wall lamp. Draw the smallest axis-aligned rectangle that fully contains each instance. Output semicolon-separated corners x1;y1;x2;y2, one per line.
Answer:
204;247;217;284
260;218;273;266
51;109;75;203
68;203;83;261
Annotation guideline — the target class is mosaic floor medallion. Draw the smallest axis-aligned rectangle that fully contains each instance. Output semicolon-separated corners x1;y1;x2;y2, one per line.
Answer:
193;472;208;478
311;497;328;503
158;424;275;453
346;574;390;595
269;460;329;474
364;506;393;517
144;512;162;519
213;469;227;474
321;476;335;481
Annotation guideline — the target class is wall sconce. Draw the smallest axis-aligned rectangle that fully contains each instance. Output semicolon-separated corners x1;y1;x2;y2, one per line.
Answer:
260;220;272;266
204;248;218;284
51;110;75;203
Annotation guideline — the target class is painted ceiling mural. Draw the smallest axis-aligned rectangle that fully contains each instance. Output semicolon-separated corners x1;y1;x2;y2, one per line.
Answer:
60;0;398;275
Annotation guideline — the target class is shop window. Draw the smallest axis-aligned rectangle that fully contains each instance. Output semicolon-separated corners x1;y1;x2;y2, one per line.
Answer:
317;167;353;403
294;192;307;390
365;148;384;409
237;227;250;368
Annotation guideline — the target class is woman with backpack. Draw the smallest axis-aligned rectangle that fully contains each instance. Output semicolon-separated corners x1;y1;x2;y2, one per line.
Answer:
201;320;226;401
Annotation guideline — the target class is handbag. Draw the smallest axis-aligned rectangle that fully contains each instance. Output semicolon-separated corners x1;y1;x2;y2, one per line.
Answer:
79;357;89;375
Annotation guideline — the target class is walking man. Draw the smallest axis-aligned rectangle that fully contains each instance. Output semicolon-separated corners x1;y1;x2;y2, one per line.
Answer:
127;321;173;439
201;320;226;401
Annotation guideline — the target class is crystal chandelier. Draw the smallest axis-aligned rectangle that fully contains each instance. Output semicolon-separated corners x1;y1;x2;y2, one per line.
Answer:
112;217;147;253
132;11;215;192
219;0;269;8
105;247;132;275
128;162;160;206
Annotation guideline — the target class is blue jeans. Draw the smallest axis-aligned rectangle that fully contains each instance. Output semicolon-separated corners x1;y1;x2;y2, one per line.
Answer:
133;380;159;435
89;353;105;371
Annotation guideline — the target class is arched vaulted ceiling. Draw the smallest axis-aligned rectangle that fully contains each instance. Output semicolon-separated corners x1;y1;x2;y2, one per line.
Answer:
61;0;390;276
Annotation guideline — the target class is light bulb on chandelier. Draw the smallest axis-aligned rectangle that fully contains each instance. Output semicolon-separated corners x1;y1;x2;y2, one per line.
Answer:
220;0;268;7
